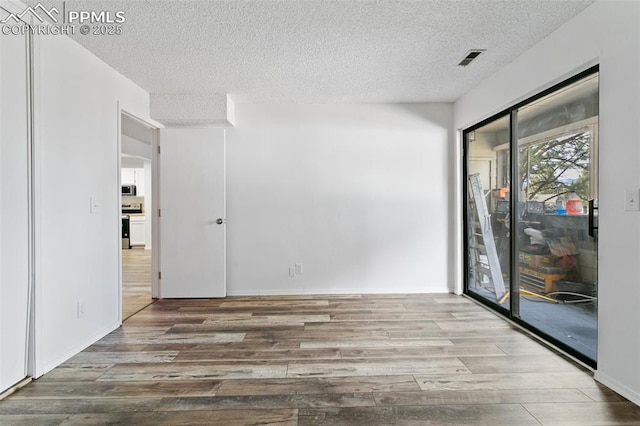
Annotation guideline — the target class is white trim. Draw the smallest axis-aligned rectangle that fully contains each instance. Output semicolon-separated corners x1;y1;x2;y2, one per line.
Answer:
30;19;44;379
25;18;36;381
227;288;452;297
0;377;32;401
116;103;123;325
454;130;463;295
151;127;160;298
121;110;164;131
222;130;227;297
34;321;120;378
594;371;640;407
118;108;161;300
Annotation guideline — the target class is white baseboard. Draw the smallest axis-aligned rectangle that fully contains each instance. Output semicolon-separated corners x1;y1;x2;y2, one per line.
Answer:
594;371;640;407
226;287;452;296
35;321;121;378
0;377;32;401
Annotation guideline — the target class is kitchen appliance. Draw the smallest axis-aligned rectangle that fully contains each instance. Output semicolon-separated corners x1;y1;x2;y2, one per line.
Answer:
122;200;143;214
122;184;137;196
122;215;131;249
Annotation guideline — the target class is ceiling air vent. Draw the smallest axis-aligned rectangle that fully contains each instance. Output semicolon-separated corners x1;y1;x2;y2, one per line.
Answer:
458;49;485;67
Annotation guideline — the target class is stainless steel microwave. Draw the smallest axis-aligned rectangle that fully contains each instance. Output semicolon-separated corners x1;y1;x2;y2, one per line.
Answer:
122;184;137;196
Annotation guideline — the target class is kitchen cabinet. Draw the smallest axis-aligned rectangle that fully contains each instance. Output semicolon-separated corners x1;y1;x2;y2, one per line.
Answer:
121;168;135;185
121;168;145;195
129;215;146;246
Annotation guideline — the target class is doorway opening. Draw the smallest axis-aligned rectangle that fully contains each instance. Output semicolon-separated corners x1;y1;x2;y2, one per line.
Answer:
120;112;159;320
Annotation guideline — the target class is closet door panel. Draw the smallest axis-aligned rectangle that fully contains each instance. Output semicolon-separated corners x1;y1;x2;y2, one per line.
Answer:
0;20;31;392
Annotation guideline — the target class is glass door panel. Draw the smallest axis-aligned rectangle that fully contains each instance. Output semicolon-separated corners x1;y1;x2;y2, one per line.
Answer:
465;115;511;310
464;68;599;365
515;73;599;362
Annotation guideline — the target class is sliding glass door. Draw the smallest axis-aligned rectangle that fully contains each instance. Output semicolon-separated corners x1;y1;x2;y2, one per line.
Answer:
464;67;599;365
465;115;511;312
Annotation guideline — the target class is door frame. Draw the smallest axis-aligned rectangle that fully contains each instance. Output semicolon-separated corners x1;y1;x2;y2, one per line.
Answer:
116;108;161;323
462;65;600;368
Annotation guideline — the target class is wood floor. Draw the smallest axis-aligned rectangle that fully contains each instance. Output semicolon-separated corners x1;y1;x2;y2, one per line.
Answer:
122;247;153;320
2;294;640;425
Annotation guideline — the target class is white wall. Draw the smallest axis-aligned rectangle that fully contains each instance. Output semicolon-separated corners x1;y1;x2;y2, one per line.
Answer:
120;156;145;169
0;22;30;393
121;134;152;160
226;103;453;295
33;32;150;376
453;0;640;405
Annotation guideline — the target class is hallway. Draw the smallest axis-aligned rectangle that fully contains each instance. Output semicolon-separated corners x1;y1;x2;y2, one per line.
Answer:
122;247;153;320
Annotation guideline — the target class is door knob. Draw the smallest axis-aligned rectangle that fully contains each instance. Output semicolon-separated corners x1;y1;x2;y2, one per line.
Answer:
216;218;224;225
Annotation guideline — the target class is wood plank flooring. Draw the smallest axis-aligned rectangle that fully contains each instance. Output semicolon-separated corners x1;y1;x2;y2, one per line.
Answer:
2;294;640;425
122;247;153;320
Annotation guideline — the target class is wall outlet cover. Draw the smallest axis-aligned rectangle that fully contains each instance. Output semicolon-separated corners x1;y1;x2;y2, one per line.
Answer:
77;301;85;318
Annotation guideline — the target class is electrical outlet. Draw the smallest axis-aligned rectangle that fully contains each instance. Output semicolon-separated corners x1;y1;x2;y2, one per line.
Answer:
289;266;296;277
295;263;303;275
77;301;85;319
624;189;639;211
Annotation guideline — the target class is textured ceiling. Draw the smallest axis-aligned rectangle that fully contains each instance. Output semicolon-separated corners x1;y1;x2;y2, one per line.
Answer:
32;0;594;103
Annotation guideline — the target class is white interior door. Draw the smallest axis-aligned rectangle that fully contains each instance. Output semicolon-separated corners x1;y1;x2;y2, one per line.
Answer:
159;128;226;298
0;12;31;392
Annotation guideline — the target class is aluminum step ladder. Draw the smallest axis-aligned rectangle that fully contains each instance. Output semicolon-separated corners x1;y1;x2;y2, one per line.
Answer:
468;173;506;300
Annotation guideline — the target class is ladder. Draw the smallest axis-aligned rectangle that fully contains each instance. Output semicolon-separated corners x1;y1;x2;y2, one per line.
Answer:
468;173;507;300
